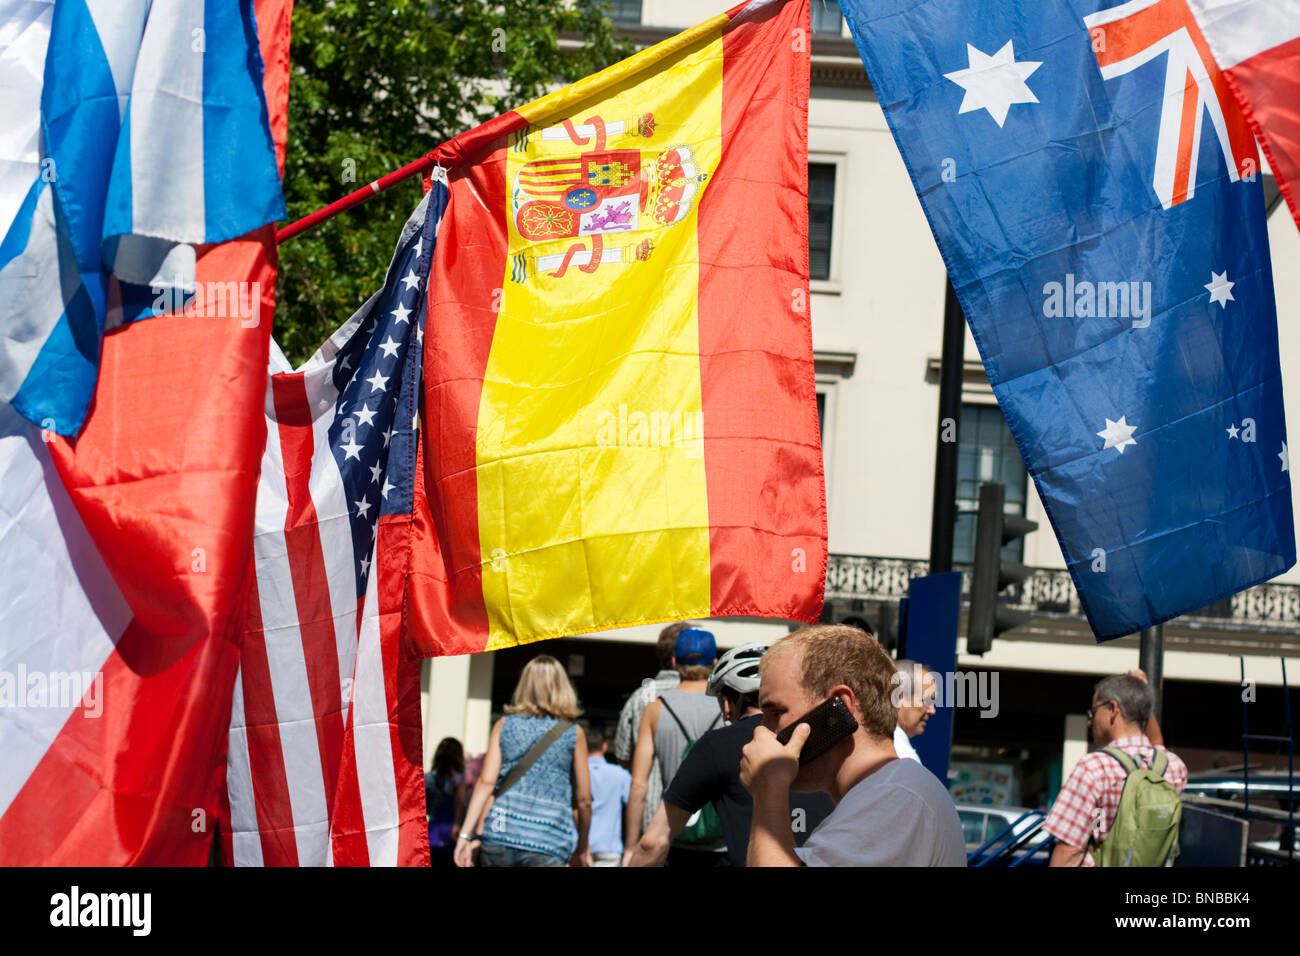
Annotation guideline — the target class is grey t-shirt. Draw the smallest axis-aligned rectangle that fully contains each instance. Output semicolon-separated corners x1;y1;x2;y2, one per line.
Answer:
794;757;967;867
652;688;723;787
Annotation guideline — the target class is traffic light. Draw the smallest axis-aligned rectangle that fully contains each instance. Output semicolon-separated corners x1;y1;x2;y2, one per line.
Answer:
966;482;1038;655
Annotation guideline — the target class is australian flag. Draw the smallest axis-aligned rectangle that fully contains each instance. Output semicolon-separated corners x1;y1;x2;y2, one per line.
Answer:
840;0;1295;639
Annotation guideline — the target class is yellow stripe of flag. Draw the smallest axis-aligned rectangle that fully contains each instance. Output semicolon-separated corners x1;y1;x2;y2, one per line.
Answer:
477;20;727;648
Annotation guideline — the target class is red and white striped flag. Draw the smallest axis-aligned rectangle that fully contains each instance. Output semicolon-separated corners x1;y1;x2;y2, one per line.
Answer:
1189;0;1300;229
220;186;445;867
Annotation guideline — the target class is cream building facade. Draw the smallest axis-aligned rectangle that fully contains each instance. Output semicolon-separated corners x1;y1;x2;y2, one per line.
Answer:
422;0;1300;804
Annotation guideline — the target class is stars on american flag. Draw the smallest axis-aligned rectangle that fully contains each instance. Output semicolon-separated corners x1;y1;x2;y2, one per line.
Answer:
1281;442;1290;473
325;206;432;598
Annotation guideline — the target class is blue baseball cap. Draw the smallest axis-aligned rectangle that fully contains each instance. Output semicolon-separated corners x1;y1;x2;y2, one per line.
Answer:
674;627;717;665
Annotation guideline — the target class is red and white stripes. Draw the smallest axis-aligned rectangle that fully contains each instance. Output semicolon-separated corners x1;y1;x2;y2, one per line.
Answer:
223;343;425;867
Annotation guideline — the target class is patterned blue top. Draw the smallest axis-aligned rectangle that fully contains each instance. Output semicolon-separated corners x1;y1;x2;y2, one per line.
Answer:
483;715;579;860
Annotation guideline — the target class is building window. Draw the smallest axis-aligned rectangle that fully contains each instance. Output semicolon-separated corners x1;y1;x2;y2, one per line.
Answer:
953;404;1029;565
815;380;838;506
607;0;642;24
811;2;843;35
809;163;835;281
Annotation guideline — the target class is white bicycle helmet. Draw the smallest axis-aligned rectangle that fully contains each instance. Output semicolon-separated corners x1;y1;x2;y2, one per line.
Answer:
706;642;770;698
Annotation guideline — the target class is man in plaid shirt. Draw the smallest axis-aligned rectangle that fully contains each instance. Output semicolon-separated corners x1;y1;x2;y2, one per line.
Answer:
1044;670;1187;866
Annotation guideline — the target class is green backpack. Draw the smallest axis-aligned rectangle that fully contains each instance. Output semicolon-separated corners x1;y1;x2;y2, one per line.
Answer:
1092;748;1182;867
659;698;724;847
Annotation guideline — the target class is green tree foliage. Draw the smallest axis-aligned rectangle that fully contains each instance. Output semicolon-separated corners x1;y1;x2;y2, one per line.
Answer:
276;0;632;363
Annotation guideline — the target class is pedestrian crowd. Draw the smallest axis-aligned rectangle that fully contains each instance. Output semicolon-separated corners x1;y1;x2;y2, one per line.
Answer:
430;621;1184;867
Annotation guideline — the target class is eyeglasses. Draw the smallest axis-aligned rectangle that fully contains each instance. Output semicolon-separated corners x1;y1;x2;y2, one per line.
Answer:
1086;700;1115;722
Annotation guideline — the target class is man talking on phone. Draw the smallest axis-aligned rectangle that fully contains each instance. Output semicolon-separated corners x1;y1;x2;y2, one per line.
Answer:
740;625;965;866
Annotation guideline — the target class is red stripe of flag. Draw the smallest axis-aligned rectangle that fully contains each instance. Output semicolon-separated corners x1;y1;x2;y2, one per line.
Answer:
379;515;429;865
698;0;825;622
236;570;300;866
406;153;510;655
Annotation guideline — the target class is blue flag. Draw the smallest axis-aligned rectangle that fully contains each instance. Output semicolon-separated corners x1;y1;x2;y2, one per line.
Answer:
839;0;1294;639
0;0;286;436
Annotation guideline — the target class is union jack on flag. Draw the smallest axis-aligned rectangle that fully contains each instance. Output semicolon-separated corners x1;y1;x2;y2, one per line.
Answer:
1084;0;1257;209
221;180;447;867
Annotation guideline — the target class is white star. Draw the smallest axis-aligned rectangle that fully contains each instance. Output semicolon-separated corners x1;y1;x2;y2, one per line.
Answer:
414;236;423;259
359;555;370;576
339;354;353;372
944;40;1042;128
381;477;395;499
369;462;382;484
1097;416;1138;455
1227;423;1240;439
383;426;394;448
365;369;389;393
1281;442;1290;472
391;302;412;324
340;437;363;461
400;268;421;291
354;496;372;519
1206;270;1235;309
354;403;377;427
378;336;401;359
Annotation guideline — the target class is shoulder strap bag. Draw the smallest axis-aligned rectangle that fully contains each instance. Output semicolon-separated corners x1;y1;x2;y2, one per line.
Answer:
492;718;575;801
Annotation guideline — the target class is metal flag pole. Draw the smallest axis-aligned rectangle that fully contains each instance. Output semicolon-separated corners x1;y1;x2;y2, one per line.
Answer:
1138;624;1164;722
929;277;965;575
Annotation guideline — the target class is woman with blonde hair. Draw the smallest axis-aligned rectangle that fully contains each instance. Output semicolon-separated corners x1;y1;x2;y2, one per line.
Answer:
454;654;592;867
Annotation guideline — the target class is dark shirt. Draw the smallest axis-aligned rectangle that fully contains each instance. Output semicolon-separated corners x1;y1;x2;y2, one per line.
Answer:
662;714;834;866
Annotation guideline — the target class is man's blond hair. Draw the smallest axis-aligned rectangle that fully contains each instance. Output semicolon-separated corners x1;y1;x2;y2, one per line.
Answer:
504;654;582;720
761;624;897;740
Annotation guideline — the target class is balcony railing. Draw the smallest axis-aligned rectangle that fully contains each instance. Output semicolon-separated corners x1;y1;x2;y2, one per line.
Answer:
824;554;1300;632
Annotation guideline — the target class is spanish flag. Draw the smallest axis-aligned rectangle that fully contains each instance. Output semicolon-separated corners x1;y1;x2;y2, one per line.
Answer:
409;0;824;654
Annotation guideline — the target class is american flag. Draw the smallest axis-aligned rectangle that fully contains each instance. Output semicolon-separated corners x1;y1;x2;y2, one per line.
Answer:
221;180;447;866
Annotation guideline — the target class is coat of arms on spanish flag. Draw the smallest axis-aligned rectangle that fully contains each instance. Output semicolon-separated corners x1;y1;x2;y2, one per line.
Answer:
408;0;824;654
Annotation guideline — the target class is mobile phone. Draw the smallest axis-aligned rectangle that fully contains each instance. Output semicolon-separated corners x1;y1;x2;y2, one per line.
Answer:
776;695;858;765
